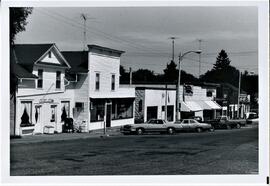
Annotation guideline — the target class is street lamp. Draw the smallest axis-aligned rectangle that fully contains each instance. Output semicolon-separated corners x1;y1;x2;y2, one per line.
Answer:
175;50;202;122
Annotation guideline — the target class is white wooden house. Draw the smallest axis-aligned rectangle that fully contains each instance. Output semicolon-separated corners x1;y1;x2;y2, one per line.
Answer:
12;44;73;135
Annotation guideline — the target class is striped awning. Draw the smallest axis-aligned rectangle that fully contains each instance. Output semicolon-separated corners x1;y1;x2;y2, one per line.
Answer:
197;101;222;110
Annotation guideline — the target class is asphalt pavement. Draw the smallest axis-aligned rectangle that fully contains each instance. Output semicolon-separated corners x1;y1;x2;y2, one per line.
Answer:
10;125;258;175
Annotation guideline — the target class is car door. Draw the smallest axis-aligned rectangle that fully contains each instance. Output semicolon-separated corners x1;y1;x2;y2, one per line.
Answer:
181;119;190;131
145;119;156;132
189;119;197;130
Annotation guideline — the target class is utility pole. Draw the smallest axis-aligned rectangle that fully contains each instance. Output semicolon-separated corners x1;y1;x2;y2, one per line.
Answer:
237;71;242;118
81;14;87;51
129;67;132;85
165;84;168;121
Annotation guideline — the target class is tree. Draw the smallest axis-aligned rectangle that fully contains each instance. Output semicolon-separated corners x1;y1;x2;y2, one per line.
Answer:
10;8;33;45
213;49;231;70
163;60;178;82
132;69;156;83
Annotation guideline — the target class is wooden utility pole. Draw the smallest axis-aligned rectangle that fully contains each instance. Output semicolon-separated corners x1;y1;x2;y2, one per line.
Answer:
129;67;132;85
237;71;242;118
81;14;87;51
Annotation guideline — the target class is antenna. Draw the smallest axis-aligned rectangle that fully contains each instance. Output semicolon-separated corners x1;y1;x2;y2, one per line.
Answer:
197;39;203;77
169;37;178;62
81;14;87;51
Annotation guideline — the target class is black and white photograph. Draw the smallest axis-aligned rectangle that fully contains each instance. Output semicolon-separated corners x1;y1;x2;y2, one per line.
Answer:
1;0;269;185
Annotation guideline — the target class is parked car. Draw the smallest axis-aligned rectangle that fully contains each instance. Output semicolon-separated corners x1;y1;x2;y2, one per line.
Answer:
246;112;259;124
174;119;214;133
120;119;177;135
189;116;203;123
207;116;241;129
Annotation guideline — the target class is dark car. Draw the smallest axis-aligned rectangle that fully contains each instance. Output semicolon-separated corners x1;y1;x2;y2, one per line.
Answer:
208;116;241;130
189;116;203;123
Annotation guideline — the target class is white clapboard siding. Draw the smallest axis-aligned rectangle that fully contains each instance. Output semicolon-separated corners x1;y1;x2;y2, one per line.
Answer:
88;53;120;95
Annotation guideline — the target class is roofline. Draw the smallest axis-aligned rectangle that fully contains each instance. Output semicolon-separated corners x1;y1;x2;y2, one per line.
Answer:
87;45;125;54
34;44;71;68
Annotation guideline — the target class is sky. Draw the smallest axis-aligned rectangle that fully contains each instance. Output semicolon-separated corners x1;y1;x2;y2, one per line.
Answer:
15;6;258;76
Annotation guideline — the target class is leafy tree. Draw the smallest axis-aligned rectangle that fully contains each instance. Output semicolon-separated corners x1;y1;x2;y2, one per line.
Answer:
132;69;156;82
10;8;33;45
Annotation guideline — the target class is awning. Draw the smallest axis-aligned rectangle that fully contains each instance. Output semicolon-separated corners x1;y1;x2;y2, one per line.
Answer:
181;101;203;112
197;101;222;110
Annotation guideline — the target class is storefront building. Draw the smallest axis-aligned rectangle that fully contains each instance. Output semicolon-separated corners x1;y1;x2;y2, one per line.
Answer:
127;83;221;123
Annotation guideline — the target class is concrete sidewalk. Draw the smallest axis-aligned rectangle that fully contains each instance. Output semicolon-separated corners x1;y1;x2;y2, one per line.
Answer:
10;126;122;144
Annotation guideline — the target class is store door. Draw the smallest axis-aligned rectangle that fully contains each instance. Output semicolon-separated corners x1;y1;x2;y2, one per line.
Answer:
34;105;42;133
147;106;158;121
106;103;112;127
167;106;174;122
50;105;57;130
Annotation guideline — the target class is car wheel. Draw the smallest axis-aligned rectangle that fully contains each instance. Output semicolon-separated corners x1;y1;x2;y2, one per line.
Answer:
236;123;241;129
167;127;175;135
226;125;231;130
196;127;202;133
136;128;144;135
209;127;215;132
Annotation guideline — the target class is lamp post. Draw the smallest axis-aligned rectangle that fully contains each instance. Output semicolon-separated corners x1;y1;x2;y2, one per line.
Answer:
175;50;202;122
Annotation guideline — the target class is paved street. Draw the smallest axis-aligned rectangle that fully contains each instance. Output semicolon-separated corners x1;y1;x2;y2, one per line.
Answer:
10;125;258;175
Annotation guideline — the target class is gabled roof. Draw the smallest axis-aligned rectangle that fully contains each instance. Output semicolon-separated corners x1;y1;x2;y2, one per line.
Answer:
61;51;89;73
14;44;54;72
14;43;71;72
10;48;38;79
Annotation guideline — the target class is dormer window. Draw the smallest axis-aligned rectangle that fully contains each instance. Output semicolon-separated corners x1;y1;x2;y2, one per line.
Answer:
48;51;52;58
37;69;43;88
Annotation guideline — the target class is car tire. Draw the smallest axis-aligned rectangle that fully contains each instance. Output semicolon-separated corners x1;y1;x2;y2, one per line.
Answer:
136;128;144;135
167;127;175;135
226;125;231;130
209;127;215;132
236;123;241;129
196;127;202;133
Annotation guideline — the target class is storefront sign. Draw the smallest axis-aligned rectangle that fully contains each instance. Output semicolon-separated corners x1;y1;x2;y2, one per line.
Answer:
39;99;54;103
184;85;193;96
239;94;250;103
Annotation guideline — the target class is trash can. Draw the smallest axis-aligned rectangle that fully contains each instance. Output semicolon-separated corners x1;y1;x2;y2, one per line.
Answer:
63;118;74;133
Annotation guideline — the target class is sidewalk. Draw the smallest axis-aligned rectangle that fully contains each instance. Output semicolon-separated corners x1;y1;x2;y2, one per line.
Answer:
10;126;122;144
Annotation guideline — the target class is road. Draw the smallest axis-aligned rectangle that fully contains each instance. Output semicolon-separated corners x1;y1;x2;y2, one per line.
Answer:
10;126;258;175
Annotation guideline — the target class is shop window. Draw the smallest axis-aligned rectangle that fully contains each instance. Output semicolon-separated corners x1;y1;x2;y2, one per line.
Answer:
90;100;105;122
111;74;115;91
37;69;43;88
75;102;84;112
116;99;133;119
56;71;61;89
20;101;32;126
95;73;100;90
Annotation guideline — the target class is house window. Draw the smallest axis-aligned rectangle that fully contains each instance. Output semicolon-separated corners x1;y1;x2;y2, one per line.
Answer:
95;73;100;90
37;69;43;88
20;101;32;126
111;74;115;91
50;105;57;122
56;71;61;89
48;51;52;58
75;102;84;112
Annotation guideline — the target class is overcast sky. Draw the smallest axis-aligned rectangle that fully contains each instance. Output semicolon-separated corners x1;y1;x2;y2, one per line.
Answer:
15;7;258;76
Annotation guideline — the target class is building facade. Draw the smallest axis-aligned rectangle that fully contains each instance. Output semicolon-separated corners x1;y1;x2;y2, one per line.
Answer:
125;83;221;123
12;44;135;136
